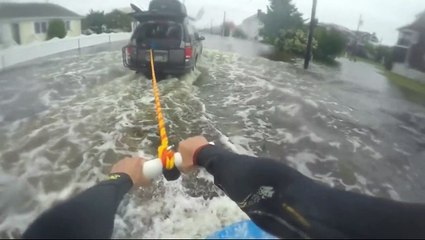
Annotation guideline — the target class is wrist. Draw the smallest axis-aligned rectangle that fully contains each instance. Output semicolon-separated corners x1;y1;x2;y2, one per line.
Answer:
108;172;133;185
193;143;214;166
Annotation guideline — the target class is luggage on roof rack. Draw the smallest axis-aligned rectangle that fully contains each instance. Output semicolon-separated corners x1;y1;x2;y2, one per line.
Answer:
132;11;185;23
148;0;187;17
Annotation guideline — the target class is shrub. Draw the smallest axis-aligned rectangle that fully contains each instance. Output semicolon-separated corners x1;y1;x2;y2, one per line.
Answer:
384;49;394;71
47;19;66;40
276;29;316;55
313;27;346;61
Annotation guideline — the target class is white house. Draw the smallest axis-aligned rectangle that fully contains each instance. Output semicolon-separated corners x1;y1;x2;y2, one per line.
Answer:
0;2;82;47
239;10;264;41
392;10;425;83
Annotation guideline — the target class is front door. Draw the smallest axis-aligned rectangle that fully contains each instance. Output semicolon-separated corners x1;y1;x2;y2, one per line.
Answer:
11;23;20;44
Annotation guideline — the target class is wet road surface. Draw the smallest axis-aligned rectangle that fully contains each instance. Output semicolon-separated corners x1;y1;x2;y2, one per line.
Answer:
0;34;425;238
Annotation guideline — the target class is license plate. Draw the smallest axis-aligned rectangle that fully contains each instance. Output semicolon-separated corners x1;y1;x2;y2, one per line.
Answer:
145;52;168;62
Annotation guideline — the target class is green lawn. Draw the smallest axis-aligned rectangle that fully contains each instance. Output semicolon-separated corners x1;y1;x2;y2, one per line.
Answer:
382;70;425;95
357;57;425;95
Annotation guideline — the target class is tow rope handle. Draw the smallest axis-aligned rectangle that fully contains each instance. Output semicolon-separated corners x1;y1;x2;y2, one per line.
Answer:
143;153;183;180
143;49;182;181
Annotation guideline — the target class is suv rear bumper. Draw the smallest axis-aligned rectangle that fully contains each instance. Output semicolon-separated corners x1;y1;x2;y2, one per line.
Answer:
122;46;193;76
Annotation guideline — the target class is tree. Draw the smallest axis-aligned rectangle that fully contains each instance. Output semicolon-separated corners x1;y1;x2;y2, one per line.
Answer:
375;45;391;63
47;19;66;40
232;27;247;39
313;27;347;61
105;10;132;32
82;10;106;34
364;43;377;59
259;0;304;43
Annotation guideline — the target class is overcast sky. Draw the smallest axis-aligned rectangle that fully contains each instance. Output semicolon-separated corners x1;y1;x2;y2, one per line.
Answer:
5;0;425;45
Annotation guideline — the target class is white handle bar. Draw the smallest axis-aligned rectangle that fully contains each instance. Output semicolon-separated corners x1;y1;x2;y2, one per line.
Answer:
142;152;183;180
142;141;214;180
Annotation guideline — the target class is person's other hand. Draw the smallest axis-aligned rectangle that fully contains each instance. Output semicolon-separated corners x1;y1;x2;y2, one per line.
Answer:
178;136;209;173
111;157;150;187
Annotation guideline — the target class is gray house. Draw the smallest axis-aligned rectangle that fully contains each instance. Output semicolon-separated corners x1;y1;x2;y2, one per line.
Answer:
394;10;425;72
0;2;82;47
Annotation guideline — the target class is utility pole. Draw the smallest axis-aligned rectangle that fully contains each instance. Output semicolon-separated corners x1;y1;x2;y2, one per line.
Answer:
356;14;363;32
210;19;213;34
304;0;317;69
353;14;363;59
222;11;226;37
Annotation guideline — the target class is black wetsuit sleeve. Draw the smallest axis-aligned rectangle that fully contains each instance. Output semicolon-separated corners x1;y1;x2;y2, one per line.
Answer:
197;145;425;239
22;173;133;239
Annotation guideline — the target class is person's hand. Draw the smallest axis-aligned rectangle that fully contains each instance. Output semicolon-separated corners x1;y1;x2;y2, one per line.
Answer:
111;157;150;188
178;136;209;173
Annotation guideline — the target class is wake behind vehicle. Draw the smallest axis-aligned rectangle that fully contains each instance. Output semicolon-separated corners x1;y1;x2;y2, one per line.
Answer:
122;0;205;78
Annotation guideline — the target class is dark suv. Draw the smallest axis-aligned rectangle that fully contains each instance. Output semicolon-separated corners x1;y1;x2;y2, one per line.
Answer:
122;0;205;77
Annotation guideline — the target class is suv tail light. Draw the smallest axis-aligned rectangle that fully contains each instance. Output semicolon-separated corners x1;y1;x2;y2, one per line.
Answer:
185;46;193;59
126;46;132;56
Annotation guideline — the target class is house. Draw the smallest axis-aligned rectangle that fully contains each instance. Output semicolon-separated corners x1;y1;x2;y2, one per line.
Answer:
353;31;379;46
393;10;425;74
238;10;264;41
0;2;82;47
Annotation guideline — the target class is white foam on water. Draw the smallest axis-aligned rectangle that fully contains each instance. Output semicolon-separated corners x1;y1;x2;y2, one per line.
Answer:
196;169;215;183
277;104;301;117
329;142;341;149
116;190;247;238
273;126;324;145
0;48;412;238
393;146;411;157
304;99;319;108
347;136;362;153
362;145;383;160
218;134;255;157
382;183;401;201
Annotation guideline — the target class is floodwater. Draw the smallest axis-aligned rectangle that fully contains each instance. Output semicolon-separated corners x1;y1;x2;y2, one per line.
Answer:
0;34;425;238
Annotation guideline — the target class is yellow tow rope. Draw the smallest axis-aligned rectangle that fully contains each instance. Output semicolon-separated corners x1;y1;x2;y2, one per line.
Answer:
149;49;175;170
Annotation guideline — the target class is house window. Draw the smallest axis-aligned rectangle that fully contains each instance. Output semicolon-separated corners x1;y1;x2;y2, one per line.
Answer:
34;22;41;34
66;21;71;31
34;22;48;34
41;22;47;33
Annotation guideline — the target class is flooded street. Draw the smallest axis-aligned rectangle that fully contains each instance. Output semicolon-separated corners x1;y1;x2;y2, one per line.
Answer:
1;35;425;238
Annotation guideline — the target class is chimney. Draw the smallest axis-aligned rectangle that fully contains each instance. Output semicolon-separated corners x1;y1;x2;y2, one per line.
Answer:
257;9;262;18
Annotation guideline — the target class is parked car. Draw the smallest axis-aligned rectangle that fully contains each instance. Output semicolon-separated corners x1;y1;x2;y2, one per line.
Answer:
122;0;205;77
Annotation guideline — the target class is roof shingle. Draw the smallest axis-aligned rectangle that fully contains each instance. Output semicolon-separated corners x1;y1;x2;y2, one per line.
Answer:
0;2;81;20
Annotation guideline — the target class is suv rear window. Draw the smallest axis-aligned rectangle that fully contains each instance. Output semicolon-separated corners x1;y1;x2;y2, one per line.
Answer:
134;22;183;42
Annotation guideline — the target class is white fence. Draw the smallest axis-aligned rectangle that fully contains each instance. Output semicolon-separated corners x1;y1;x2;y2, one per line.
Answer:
392;63;425;84
0;32;131;71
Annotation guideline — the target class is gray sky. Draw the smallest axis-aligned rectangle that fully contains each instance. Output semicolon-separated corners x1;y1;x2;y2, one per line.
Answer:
5;0;425;45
